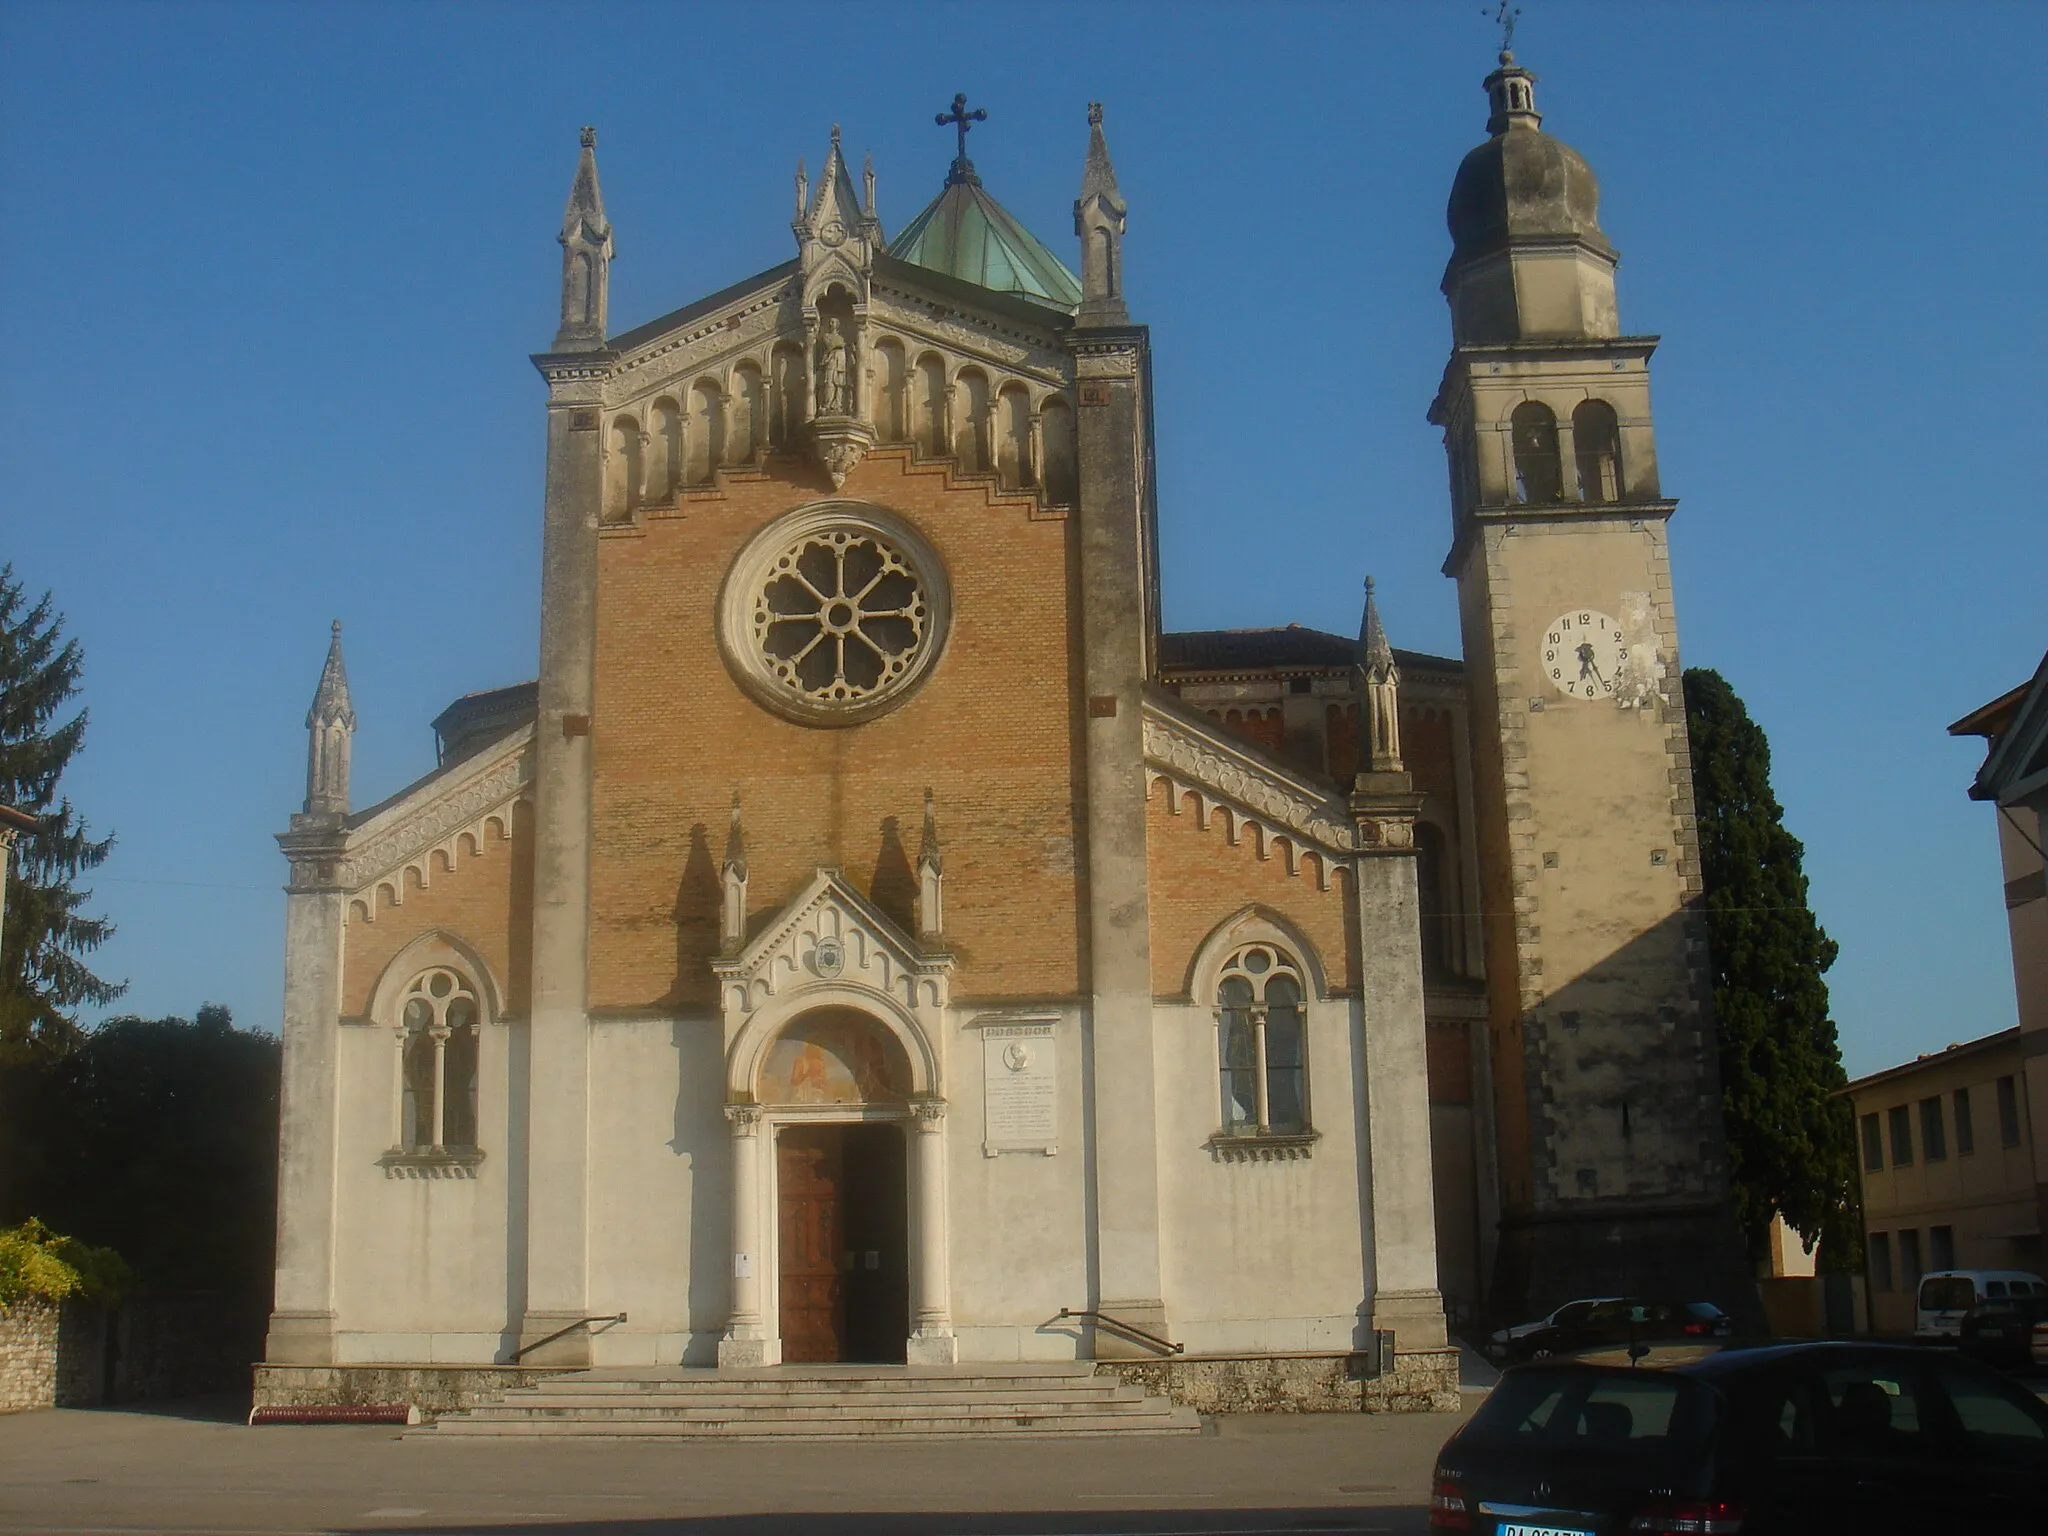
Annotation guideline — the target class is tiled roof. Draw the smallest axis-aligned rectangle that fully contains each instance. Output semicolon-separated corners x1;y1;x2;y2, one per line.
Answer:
1159;626;1460;675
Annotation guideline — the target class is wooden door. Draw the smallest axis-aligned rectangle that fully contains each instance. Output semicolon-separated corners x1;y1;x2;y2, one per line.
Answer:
777;1126;844;1362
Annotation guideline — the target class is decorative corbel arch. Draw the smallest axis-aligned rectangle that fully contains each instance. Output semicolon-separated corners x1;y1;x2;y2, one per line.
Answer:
723;981;939;1103
1184;906;1333;1007
361;928;507;1029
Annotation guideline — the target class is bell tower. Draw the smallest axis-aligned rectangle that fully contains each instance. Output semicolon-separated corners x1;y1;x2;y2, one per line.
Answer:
1431;50;1753;1321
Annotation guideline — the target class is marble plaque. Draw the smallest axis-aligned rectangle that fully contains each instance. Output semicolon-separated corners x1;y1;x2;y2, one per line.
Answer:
981;1023;1057;1155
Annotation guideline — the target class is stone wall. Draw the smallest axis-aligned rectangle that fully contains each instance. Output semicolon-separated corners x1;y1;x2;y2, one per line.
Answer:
253;1363;577;1421
0;1299;103;1412
2;1293;266;1413
1101;1347;1460;1414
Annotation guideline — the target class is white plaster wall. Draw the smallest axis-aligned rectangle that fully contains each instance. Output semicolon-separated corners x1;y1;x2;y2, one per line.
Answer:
331;1019;515;1362
585;1016;729;1365
1154;998;1370;1353
946;1006;1092;1360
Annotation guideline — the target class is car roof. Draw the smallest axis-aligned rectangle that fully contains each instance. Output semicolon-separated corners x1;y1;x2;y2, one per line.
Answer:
1668;1341;1942;1378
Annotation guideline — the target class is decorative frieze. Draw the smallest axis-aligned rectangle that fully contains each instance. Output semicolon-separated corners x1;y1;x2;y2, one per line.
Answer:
1141;698;1354;859
336;731;535;903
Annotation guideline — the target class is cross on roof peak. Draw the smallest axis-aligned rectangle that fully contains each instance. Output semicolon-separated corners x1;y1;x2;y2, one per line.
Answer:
936;92;988;186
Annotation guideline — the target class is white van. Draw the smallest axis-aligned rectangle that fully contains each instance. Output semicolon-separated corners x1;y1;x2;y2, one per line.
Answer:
1915;1269;2048;1337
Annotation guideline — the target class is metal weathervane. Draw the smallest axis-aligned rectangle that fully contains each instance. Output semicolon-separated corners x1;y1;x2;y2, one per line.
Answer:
1486;1;1521;52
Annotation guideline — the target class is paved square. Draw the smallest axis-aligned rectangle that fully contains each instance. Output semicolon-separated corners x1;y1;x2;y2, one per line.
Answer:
0;1398;1470;1536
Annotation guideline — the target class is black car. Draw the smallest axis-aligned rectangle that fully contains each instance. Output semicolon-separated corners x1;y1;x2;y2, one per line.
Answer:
1489;1298;1733;1363
1960;1293;2048;1373
1430;1342;2048;1534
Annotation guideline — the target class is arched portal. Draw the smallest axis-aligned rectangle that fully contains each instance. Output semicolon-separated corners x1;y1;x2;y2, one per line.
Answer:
721;1005;951;1369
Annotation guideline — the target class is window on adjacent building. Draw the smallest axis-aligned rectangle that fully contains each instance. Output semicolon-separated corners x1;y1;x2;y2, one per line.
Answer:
1869;1231;1894;1291
1889;1104;1914;1167
1955;1087;1975;1156
398;966;481;1153
1931;1225;1956;1271
1216;943;1308;1137
1861;1112;1884;1172
1998;1075;2023;1147
1921;1097;1947;1162
1899;1229;1924;1290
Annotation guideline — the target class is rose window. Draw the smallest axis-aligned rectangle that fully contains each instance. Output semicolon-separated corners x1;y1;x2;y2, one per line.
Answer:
719;501;951;726
755;529;926;703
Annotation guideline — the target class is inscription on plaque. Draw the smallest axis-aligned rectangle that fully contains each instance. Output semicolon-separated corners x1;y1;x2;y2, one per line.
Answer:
981;1022;1057;1155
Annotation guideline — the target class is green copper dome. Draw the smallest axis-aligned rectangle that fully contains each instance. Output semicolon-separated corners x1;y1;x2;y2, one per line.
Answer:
888;167;1082;311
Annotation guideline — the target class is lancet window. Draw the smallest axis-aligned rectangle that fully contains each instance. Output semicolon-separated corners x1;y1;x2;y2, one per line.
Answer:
398;966;480;1152
1216;943;1308;1137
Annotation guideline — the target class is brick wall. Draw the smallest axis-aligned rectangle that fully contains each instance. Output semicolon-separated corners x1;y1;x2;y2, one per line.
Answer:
588;448;1086;1011
1145;778;1358;998
342;801;534;1018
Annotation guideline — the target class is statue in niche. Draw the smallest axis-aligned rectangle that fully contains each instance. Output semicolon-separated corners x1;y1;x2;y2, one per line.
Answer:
817;333;851;416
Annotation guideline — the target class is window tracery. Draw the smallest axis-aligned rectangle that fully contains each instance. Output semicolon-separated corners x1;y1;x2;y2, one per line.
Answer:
396;966;480;1154
719;502;951;726
1216;943;1308;1138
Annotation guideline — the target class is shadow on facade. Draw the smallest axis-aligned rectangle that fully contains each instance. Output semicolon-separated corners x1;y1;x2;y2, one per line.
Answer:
1479;900;1760;1330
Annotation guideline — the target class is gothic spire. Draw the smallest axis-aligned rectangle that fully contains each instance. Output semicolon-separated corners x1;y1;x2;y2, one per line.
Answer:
1074;102;1129;323
1357;578;1404;776
303;620;356;817
553;125;614;352
721;791;747;881
916;788;945;940
720;792;749;954
917;787;942;876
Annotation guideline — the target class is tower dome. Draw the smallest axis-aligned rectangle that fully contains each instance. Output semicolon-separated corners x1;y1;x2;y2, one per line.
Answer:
1440;53;1620;343
1446;54;1612;265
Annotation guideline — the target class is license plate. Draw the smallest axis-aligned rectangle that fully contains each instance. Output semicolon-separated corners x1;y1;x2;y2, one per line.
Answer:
1499;1526;1590;1536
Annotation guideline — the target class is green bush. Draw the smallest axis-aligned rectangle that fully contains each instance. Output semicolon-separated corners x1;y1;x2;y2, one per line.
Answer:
0;1218;130;1307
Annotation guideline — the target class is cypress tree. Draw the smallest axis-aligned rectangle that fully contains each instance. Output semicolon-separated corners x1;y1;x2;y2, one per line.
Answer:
1685;667;1859;1268
0;565;123;1060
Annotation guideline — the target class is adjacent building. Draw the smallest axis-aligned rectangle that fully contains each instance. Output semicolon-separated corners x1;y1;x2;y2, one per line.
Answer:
1844;1028;2039;1333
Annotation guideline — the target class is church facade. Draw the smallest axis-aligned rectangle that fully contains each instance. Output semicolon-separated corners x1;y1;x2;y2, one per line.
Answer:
263;54;1750;1403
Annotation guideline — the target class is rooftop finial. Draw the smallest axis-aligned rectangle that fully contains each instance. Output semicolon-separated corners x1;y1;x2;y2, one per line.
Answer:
1486;1;1521;56
301;621;356;818
1075;100;1128;322
936;92;988;187
580;124;596;150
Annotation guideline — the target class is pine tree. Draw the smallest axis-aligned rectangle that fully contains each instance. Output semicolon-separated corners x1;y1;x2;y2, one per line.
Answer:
0;565;123;1059
1684;667;1859;1269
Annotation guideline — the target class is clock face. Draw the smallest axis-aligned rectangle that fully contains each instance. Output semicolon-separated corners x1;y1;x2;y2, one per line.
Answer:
1543;609;1627;701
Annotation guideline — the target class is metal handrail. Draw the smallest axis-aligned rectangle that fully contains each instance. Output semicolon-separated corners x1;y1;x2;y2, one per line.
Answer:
1058;1307;1185;1356
508;1311;626;1364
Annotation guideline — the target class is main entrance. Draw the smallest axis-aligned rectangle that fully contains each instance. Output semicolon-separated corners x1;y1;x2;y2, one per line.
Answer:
777;1123;909;1363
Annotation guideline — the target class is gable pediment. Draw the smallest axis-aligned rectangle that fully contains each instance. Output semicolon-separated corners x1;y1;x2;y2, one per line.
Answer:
712;867;954;1017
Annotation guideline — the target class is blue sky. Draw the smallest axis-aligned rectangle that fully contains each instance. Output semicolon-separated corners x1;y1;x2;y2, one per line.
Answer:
1;1;2038;1077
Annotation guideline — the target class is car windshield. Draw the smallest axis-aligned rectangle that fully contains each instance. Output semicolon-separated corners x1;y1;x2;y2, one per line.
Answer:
1921;1277;1975;1310
1462;1369;1716;1456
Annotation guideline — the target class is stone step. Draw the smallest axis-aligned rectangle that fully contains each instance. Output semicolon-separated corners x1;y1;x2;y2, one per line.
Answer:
536;1370;1104;1393
458;1395;1162;1422
424;1408;1200;1439
510;1383;1134;1406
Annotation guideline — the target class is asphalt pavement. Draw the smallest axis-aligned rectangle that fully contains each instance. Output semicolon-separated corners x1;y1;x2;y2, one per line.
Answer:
0;1395;1477;1536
